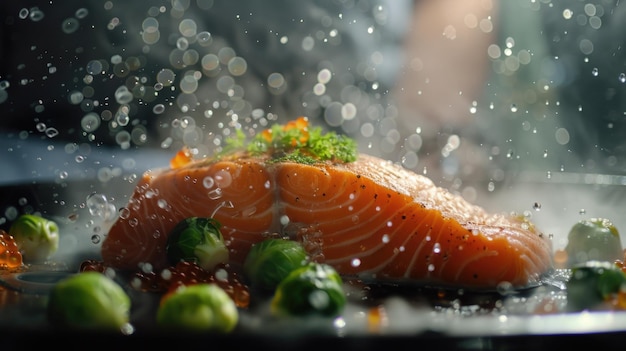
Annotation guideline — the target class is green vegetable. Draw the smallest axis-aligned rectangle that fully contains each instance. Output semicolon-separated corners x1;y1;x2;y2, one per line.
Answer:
47;272;131;330
565;218;623;268
165;217;229;270
566;260;626;312
243;238;309;292
9;214;59;262
271;262;346;317
221;117;357;163
156;283;238;332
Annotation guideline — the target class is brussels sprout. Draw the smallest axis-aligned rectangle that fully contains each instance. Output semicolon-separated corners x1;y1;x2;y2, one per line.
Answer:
243;238;308;291
165;217;229;270
47;271;131;330
156;283;238;332
565;218;623;267
271;262;346;317
566;260;626;312
9;214;59;262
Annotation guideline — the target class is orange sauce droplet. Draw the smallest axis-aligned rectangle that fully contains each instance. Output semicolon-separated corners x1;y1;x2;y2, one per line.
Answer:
367;305;388;333
553;249;568;269
170;147;193;169
0;230;23;269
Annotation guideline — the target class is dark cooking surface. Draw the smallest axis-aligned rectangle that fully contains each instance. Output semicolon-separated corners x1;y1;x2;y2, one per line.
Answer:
1;265;626;350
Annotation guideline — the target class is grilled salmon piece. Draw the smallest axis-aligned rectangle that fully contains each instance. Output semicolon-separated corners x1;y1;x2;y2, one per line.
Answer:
101;152;553;290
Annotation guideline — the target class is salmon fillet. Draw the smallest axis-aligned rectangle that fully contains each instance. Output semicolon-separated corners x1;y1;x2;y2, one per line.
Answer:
101;152;553;290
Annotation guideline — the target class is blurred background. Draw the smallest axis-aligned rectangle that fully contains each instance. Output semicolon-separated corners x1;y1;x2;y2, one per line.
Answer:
1;0;626;253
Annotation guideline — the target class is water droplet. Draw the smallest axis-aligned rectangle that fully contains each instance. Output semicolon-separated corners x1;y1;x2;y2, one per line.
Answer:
29;8;45;22
67;212;79;222
61;17;80;34
18;8;29;19
280;215;290;226
157;199;169;210
227;56;248;76
45;127;59;138
351;258;361;267
533;202;542;211
203;176;215;189
152;104;165;114
496;281;514;295
214;170;232;188
207;188;223;200
381;234;390;243
139;262;153;274
116;106;130;126
196;31;212;46
91;235;101;244
115;86;133;104
81;112;101;132
433;243;441;254
120;323;135;336
427;264;435;272
85;192;118;221
176;37;189;50
579;209;586;215
591;67;599;76
619;73;626;83
118;207;130;219
75;8;89;19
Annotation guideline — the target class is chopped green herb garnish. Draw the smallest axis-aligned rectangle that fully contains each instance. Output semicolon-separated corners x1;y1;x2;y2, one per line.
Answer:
220;117;357;163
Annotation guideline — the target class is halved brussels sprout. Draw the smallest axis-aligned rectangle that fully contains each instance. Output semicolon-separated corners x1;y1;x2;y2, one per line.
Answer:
47;271;131;330
271;262;346;317
243;238;308;292
566;260;626;312
156;283;238;332
9;214;59;262
165;217;229;270
565;218;623;267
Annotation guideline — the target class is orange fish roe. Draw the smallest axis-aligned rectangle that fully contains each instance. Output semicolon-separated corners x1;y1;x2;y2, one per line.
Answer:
260;116;310;146
613;290;626;310
0;230;23;269
170;146;193;169
615;259;626;275
283;116;310;145
367;305;388;333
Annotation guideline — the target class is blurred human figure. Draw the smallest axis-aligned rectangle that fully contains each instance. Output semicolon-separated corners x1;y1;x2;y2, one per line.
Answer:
394;0;626;195
392;0;499;189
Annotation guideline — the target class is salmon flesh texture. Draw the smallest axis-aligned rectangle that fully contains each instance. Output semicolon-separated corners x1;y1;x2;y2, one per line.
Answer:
101;153;554;290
